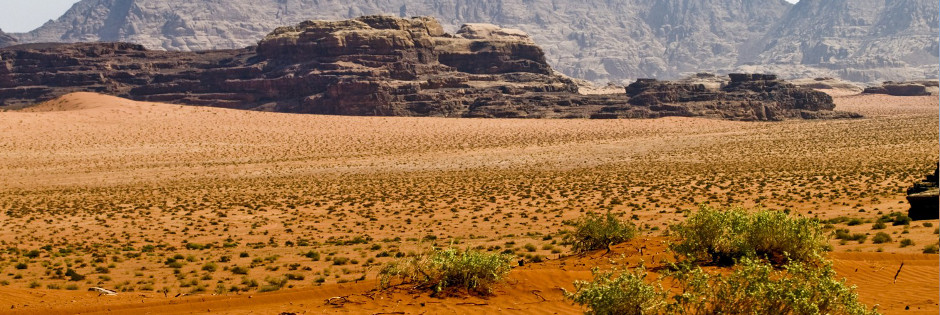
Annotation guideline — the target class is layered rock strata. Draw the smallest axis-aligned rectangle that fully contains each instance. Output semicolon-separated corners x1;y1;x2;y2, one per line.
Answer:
0;16;857;120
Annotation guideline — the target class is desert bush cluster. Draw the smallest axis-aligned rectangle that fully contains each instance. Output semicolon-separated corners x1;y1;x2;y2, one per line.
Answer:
378;248;513;295
670;207;825;265
566;208;879;315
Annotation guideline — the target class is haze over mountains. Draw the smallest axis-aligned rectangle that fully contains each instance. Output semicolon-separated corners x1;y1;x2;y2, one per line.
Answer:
6;0;939;83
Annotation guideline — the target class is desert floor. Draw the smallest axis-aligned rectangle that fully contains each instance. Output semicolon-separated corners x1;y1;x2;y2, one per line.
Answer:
0;92;936;314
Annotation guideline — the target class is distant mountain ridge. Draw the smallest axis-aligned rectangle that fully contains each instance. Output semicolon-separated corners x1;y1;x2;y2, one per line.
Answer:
10;0;939;83
0;29;16;47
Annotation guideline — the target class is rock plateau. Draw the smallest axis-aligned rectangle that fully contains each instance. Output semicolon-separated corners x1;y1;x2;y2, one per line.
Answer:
0;16;858;121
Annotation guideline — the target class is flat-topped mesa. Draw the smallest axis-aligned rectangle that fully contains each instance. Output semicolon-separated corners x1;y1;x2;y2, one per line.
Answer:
622;73;854;120
256;16;551;77
0;16;859;120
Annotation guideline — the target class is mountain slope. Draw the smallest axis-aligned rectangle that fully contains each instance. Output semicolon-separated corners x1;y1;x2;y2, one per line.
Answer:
0;29;16;47
745;0;939;82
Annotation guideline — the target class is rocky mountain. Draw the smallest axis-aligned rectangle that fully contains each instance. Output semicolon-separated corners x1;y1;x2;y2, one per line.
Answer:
9;0;937;83
0;16;856;121
740;0;940;83
0;29;16;48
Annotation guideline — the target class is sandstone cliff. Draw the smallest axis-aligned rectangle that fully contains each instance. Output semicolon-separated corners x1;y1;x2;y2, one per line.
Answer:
14;0;930;85
0;16;857;121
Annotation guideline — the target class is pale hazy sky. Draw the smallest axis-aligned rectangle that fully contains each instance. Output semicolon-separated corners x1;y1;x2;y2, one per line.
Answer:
0;0;802;33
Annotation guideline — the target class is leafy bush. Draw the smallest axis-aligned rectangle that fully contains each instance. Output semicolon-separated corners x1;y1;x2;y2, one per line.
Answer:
378;248;512;295
877;212;911;226
230;265;249;275
668;259;878;315
565;266;665;315
564;212;636;253
202;263;218;272
871;232;892;244
833;229;867;243
65;268;85;281
566;259;878;315
923;244;939;254
899;239;914;248
670;207;824;265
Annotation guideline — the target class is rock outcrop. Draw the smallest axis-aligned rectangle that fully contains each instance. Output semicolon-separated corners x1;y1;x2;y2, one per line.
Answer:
0;16;858;121
11;0;937;84
0;29;16;48
862;80;939;96
907;165;939;220
620;74;860;120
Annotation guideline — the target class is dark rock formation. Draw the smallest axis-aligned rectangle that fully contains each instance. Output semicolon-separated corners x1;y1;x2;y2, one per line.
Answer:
0;29;16;48
11;0;938;84
907;165;939;220
621;74;860;120
863;80;939;96
0;16;858;120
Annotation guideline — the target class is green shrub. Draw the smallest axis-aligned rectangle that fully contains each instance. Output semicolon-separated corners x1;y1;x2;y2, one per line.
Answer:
899;239;914;248
230;266;249;275
564;212;636;253
833;229;867;243
565;266;665;315
302;250;321;261
871;232;892;244
378;248;512;295
923;244;939;254
877;212;911;226
667;259;878;315
670;207;824;265
871;222;886;230
65;268;84;281
202;263;218;272
566;259;878;315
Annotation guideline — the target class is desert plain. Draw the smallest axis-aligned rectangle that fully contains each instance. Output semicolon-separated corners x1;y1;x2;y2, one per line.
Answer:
0;91;936;314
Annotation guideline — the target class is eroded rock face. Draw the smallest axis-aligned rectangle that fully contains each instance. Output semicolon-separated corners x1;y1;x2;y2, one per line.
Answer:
622;73;860;121
907;165;939;220
0;29;16;48
0;16;858;120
